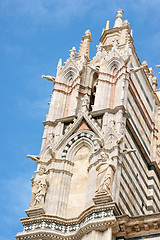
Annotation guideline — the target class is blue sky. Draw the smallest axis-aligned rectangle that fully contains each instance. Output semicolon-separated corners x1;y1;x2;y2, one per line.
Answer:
0;0;160;239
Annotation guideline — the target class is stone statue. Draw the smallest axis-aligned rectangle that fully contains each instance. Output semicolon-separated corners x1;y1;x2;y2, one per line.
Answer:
82;94;90;111
96;152;115;194
30;166;49;208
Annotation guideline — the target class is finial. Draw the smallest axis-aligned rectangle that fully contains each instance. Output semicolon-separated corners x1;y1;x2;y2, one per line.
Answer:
142;61;149;74
85;29;91;37
146;67;154;83
56;58;62;76
114;9;124;28
106;21;110;30
152;77;158;91
116;9;124;19
156;65;160;75
142;61;148;68
57;58;62;70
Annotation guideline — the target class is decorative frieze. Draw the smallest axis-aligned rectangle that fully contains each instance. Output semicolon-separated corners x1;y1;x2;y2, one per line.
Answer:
23;210;114;233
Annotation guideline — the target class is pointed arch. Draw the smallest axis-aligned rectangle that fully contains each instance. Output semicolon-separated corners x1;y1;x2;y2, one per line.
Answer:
67;136;94;161
63;66;78;83
106;58;121;75
61;129;99;160
65;132;95;218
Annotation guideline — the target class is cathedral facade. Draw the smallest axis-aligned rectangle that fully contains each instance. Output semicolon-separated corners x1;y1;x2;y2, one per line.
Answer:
16;10;160;240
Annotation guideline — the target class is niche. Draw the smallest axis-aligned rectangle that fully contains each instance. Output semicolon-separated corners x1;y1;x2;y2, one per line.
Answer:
67;145;90;218
113;67;118;76
89;72;98;111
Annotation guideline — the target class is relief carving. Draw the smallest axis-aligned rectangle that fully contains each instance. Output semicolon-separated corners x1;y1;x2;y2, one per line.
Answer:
30;166;49;208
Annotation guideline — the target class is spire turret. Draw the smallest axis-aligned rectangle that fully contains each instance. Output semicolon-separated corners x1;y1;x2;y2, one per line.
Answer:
114;9;124;28
78;30;92;59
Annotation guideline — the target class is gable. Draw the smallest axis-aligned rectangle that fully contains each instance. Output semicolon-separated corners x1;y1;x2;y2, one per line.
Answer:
55;112;103;151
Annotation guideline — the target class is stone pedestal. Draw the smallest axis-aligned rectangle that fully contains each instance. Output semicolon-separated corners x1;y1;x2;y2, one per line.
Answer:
25;207;45;218
93;193;113;205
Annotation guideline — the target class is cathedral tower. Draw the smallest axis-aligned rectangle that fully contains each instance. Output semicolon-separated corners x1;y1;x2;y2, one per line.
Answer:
16;10;160;240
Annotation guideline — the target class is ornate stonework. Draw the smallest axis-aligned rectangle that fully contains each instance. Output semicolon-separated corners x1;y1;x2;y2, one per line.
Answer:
16;9;160;240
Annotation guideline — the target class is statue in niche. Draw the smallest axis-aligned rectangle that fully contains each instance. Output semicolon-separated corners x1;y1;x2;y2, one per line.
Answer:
96;152;115;195
82;94;90;111
30;166;49;208
107;134;115;149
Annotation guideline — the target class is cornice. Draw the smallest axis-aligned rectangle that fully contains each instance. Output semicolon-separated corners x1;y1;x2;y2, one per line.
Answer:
117;212;160;238
43;115;75;127
43;106;128;127
91;105;128;118
100;25;130;43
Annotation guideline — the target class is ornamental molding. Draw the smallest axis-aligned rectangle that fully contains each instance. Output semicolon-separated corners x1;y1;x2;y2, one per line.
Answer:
42;105;128;127
21;202;120;225
16;203;120;240
16;219;117;240
117;213;160;238
16;208;160;240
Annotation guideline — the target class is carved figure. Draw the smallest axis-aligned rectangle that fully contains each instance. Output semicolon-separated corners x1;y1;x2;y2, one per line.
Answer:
96;152;115;194
82;94;90;111
130;66;144;73
26;155;40;162
30;166;49;208
41;75;55;82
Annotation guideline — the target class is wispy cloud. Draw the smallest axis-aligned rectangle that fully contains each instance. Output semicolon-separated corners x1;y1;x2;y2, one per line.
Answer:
0;0;97;27
0;175;31;238
1;0;160;30
17;97;49;119
0;176;31;214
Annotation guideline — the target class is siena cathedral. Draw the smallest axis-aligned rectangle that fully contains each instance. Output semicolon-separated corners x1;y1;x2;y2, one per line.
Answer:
16;9;160;240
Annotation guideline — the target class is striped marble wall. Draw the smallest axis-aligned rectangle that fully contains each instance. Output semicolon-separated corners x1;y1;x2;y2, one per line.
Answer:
119;125;160;216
